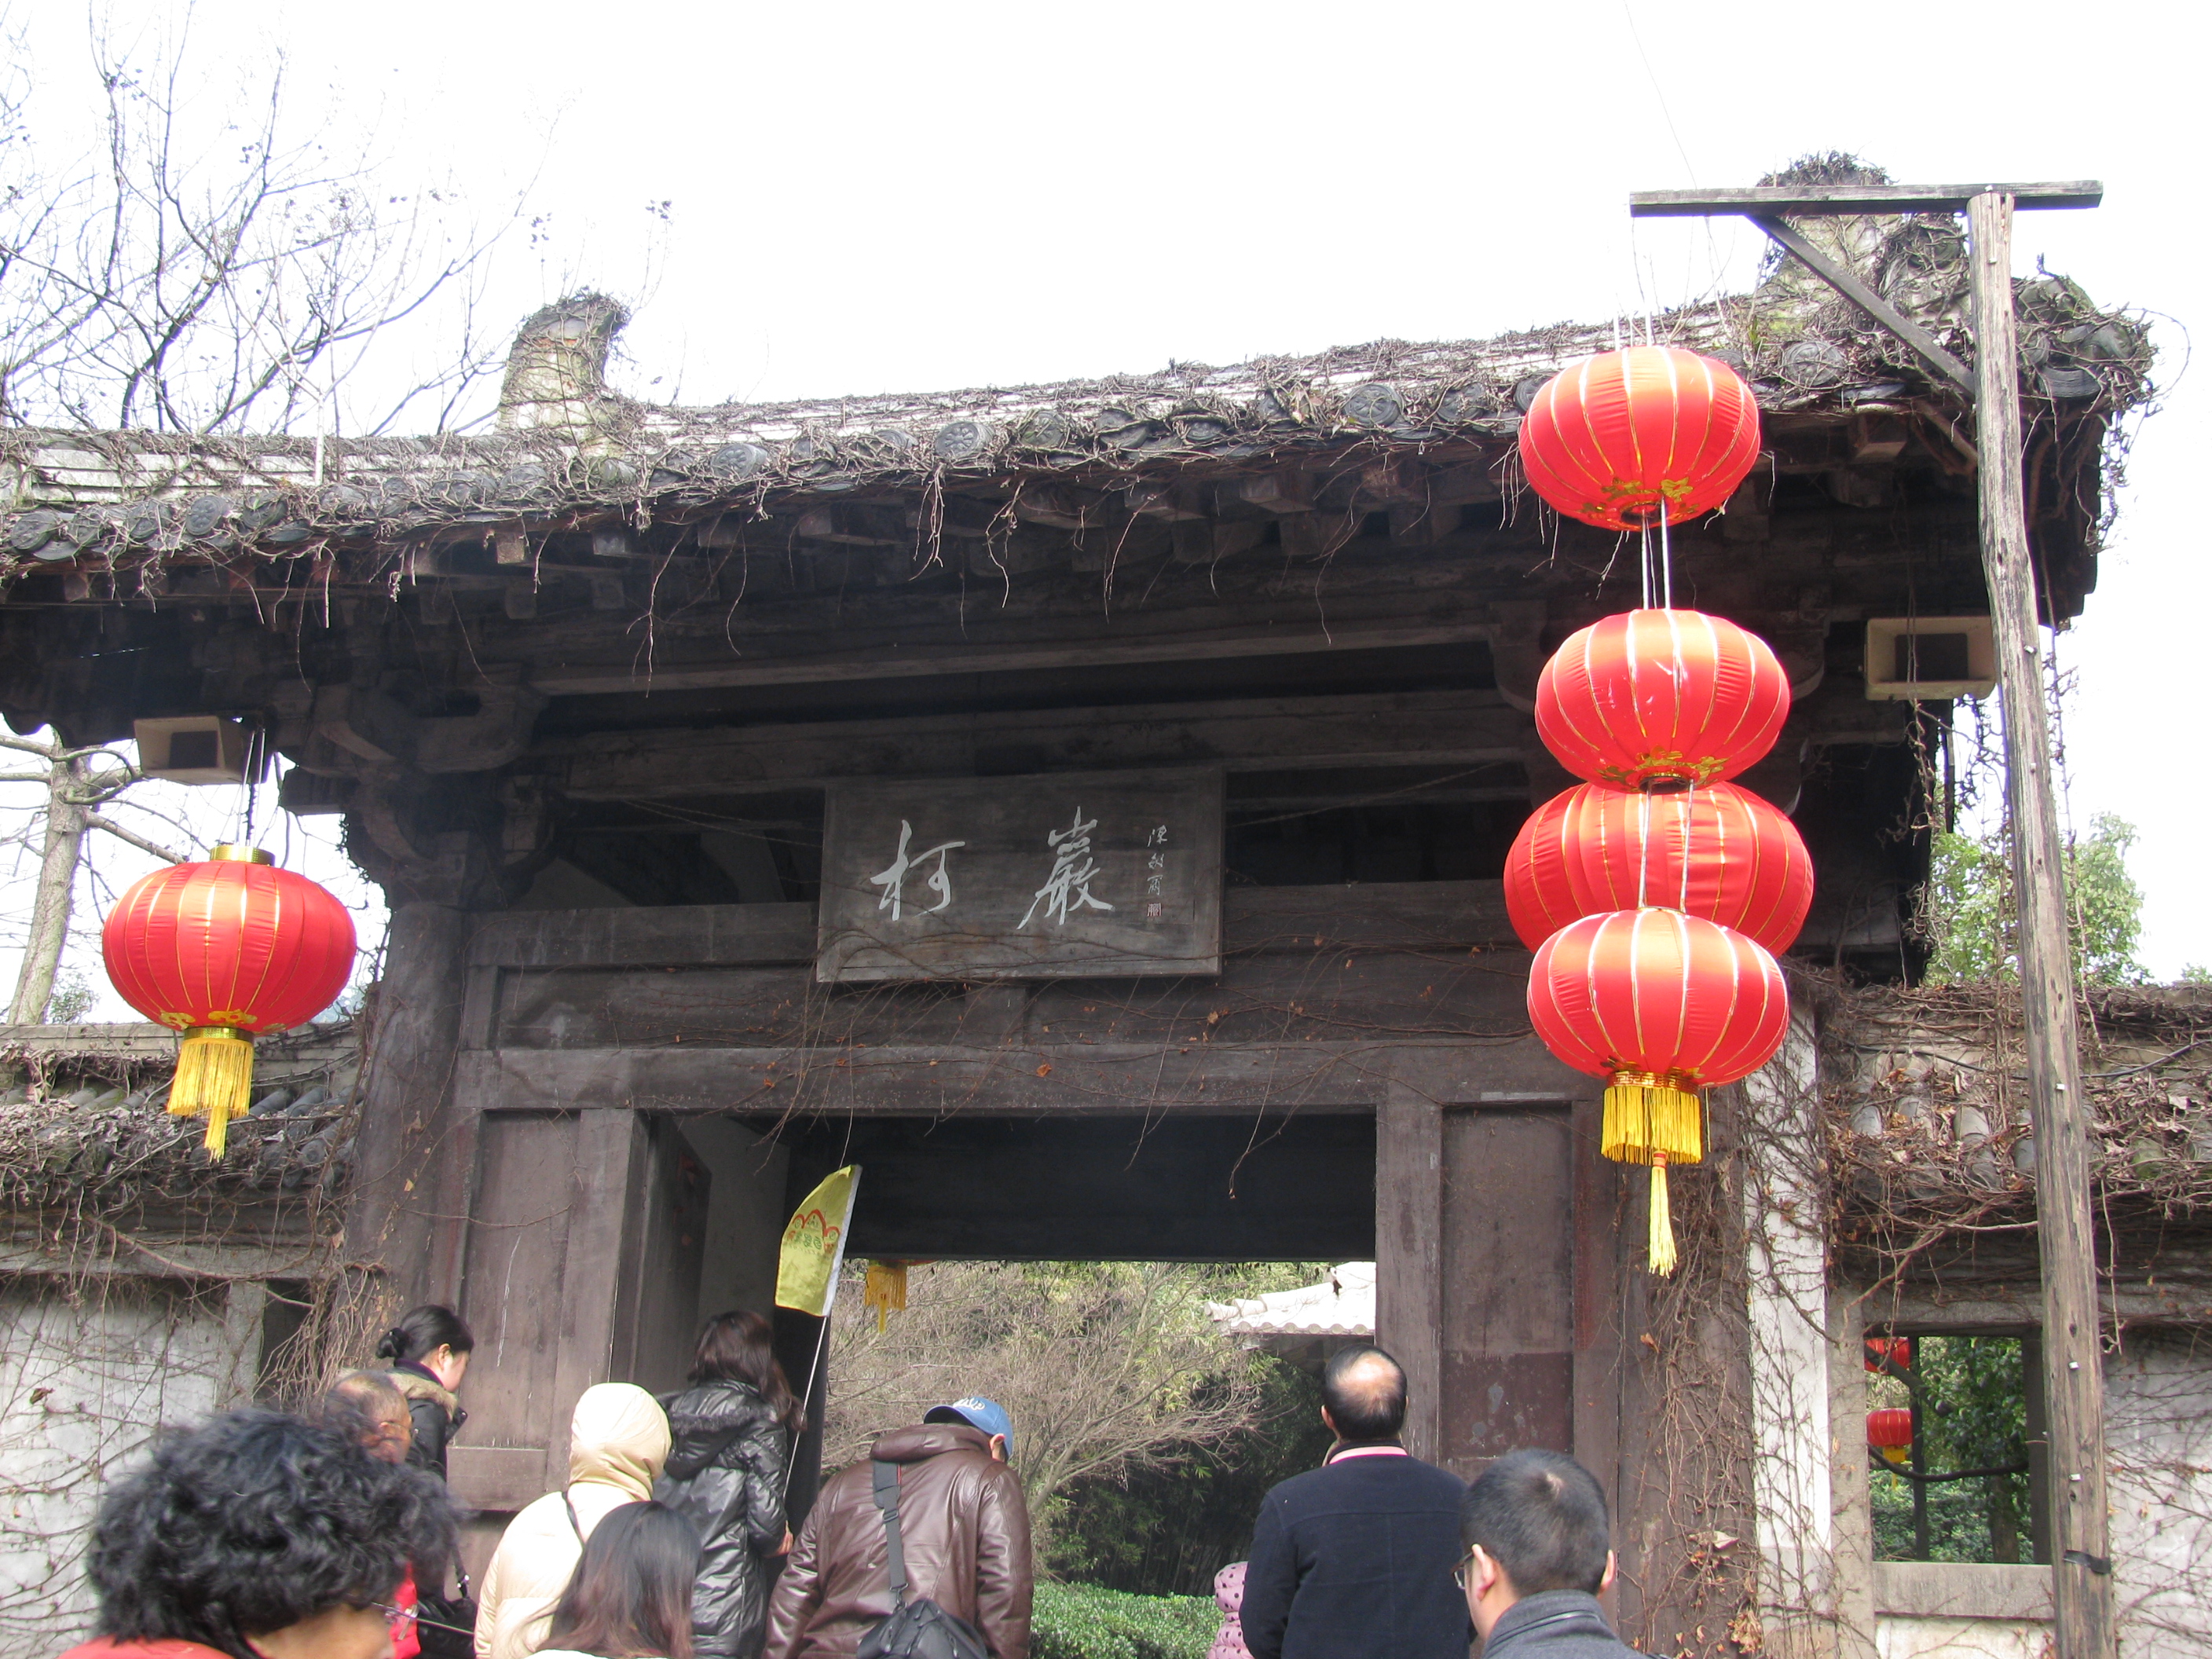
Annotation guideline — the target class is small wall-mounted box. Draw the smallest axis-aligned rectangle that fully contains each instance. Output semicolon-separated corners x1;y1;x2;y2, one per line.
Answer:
1863;617;1998;701
133;716;264;785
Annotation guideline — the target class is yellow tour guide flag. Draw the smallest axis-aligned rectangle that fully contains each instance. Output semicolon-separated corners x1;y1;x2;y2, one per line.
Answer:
775;1165;860;1317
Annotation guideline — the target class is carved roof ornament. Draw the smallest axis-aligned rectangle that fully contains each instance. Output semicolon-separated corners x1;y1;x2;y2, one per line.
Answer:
496;292;632;450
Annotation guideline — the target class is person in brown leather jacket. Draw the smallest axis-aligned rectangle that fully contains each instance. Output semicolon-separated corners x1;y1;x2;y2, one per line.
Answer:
763;1398;1032;1659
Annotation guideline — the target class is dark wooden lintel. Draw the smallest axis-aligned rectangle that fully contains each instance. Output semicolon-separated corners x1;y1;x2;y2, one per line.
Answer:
526;616;1503;698
558;688;1525;799
457;1035;1577;1119
463;880;1518;969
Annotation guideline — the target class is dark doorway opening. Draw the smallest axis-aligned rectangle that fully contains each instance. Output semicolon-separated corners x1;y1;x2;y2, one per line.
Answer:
694;1110;1375;1564
747;1111;1376;1262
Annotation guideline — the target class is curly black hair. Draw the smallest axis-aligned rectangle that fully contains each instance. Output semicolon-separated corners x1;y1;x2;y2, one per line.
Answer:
89;1408;457;1659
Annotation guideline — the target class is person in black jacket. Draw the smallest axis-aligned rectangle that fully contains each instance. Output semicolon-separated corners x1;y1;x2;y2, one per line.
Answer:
654;1309;805;1659
375;1306;474;1481
1458;1449;1643;1659
1240;1346;1468;1659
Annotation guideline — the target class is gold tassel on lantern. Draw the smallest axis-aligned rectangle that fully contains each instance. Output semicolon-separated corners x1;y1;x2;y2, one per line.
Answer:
169;1026;256;1159
862;1261;909;1331
1602;1068;1703;1276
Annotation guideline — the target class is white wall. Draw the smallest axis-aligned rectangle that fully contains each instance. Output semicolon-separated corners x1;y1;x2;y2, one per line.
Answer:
1873;1616;2047;1659
0;1278;261;1655
1745;1008;2212;1659
2106;1328;2212;1658
1743;1007;1835;1648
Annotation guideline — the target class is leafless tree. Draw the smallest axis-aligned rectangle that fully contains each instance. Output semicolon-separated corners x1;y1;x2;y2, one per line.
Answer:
0;9;514;436
824;1262;1265;1543
0;727;186;1024
0;10;525;1026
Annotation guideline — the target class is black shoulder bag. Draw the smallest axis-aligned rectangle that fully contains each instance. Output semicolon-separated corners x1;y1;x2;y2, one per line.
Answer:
855;1461;991;1659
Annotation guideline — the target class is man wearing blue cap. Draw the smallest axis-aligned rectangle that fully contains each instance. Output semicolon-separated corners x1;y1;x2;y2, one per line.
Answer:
764;1394;1031;1659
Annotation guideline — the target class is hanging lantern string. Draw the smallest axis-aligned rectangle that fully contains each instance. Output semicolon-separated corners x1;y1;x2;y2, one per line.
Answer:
1659;501;1674;610
1679;786;1695;912
1636;791;1652;909
226;722;267;851
244;723;262;848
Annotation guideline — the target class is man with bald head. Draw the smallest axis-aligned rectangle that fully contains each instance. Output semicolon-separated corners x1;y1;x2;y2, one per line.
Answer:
1240;1346;1470;1659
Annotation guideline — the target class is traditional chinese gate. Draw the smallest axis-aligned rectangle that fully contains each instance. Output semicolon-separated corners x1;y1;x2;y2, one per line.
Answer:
349;823;1642;1606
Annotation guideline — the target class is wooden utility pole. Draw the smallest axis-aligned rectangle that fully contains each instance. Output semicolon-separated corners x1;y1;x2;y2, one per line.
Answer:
1632;180;2115;1658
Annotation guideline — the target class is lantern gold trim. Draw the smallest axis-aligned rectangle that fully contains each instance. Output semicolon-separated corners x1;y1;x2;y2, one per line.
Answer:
1602;1068;1705;1277
170;1025;256;1158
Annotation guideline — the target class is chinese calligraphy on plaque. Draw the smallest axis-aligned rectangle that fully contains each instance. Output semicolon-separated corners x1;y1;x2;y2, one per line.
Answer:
870;821;965;921
816;769;1224;982
1019;809;1112;929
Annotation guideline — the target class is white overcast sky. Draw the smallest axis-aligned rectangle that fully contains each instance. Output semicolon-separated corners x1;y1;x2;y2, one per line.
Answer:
5;0;2207;1000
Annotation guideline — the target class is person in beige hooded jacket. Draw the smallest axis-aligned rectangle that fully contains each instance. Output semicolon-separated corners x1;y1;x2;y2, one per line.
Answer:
474;1383;673;1659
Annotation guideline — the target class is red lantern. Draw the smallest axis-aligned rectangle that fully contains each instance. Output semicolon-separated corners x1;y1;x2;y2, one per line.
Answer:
1528;908;1789;1272
1867;1407;1914;1465
1566;782;1813;955
1536;608;1791;792
1864;1336;1913;1374
102;846;357;1158
1518;346;1763;533
1503;786;1596;950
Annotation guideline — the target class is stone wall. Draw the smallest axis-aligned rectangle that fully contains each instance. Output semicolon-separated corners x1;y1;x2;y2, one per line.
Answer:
0;1276;263;1654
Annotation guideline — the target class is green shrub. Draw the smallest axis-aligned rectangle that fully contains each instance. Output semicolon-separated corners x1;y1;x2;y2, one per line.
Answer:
1030;1580;1221;1659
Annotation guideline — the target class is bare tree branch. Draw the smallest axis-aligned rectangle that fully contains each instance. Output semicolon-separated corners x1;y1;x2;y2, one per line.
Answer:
82;814;181;864
826;1262;1264;1546
0;13;520;434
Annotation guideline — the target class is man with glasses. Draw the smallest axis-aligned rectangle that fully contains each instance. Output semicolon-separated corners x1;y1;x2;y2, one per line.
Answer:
1240;1347;1468;1659
1457;1449;1640;1659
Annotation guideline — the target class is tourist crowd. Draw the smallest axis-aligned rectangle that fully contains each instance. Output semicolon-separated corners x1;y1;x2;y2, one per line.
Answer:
57;1304;1644;1659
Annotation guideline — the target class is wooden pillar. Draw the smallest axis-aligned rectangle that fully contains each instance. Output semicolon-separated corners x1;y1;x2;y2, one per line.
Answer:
1376;1082;1444;1461
347;903;474;1303
455;1106;707;1504
1967;189;2114;1659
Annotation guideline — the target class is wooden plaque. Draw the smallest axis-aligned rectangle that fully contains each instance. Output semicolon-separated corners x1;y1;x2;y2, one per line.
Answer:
816;768;1224;982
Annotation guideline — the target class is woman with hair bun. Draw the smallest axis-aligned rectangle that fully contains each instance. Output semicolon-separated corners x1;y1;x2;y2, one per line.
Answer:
375;1305;474;1480
375;1306;478;1659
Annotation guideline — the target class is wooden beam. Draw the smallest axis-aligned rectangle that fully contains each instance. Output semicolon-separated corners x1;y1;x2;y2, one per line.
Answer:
559;688;1526;799
526;616;1507;697
1851;1280;2212;1330
1747;214;1975;400
1968;189;2112;1659
1630;181;2103;216
464;879;1519;969
1221;471;1313;515
456;1035;1576;1120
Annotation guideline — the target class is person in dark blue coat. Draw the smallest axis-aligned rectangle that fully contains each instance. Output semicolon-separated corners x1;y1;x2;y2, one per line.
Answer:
1458;1450;1644;1659
654;1310;806;1659
1239;1346;1469;1659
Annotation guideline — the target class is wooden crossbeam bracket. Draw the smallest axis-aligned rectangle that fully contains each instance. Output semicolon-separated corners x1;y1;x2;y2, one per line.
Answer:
1625;175;2113;1659
1745;214;1975;401
1629;181;2103;216
1625;181;2102;409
